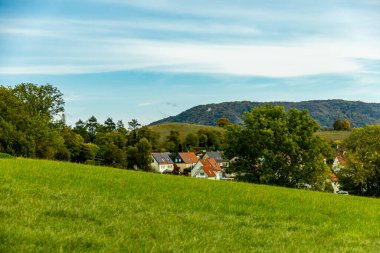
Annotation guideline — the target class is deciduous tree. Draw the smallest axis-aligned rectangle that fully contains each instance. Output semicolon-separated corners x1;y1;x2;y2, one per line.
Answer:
225;105;333;190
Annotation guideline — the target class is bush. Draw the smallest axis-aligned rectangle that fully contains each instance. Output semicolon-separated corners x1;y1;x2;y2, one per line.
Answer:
0;152;15;159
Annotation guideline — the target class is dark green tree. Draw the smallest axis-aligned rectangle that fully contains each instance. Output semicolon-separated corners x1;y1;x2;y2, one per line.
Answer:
225;105;333;190
165;130;181;152
103;117;116;132
12;83;64;120
86;116;99;142
338;125;380;196
217;117;230;127
184;133;199;149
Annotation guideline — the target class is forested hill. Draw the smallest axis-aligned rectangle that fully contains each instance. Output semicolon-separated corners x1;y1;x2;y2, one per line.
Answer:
150;100;380;128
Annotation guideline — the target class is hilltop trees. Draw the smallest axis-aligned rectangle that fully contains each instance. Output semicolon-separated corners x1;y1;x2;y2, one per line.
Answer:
338;125;380;196
333;118;350;131
225;105;333;190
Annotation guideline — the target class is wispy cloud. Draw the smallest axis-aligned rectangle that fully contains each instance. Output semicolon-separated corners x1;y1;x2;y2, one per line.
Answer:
2;37;379;77
138;102;154;107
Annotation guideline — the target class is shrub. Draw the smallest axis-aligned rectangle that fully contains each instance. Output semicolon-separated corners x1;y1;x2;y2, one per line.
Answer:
0;152;15;159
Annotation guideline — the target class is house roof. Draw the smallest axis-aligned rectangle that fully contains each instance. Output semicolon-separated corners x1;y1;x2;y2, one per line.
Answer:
205;151;225;163
178;152;198;164
202;165;216;177
152;153;174;164
200;158;222;171
336;154;346;166
329;173;338;183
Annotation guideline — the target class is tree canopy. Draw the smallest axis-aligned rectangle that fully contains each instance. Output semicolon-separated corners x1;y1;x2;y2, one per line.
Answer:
338;125;380;196
225;105;333;190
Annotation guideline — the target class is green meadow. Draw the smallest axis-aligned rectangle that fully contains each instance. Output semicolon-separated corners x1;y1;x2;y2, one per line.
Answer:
316;130;352;142
149;122;224;143
1;158;380;252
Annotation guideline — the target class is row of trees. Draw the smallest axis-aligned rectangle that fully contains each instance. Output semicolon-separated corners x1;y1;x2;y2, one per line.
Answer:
0;83;153;170
0;83;224;170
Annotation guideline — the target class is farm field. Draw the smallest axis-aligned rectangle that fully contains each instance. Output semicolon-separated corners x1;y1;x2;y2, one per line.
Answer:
150;122;352;143
1;158;380;252
149;122;225;143
316;130;352;142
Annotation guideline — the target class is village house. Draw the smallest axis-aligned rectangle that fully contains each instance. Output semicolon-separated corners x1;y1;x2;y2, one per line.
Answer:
332;152;346;173
203;151;229;168
173;152;199;173
151;153;174;173
191;158;223;180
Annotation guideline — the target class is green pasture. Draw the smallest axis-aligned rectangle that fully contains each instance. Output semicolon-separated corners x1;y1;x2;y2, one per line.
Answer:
1;158;379;252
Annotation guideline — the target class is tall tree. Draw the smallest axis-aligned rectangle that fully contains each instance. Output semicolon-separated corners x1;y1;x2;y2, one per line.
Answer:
104;117;116;132
86;116;99;142
338;125;380;196
12;83;64;120
225;105;333;190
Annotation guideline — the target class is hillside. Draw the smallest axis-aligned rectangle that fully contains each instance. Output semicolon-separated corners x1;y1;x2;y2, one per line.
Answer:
150;100;380;128
148;122;225;143
1;159;380;252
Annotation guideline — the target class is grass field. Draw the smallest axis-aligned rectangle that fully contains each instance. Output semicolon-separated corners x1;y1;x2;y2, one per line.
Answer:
149;122;225;143
316;131;352;142
1;158;380;252
149;123;351;144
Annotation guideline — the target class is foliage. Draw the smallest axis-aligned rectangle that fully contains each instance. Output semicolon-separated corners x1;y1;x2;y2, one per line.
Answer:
217;117;230;127
338;125;380;196
225;105;333;190
0;84;65;158
12;83;64;120
0;152;15;159
1;158;380;252
150;100;380;128
0;83;156;170
333;118;351;131
184;133;199;149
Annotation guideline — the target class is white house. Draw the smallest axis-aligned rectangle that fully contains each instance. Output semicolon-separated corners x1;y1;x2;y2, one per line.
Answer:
151;153;174;173
191;158;223;180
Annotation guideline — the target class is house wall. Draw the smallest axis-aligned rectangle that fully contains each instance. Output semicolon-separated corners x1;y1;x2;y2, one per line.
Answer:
191;162;203;177
151;159;160;172
332;158;343;173
159;164;174;173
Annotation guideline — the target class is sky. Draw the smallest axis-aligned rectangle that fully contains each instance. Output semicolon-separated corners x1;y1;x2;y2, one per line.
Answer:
1;0;380;126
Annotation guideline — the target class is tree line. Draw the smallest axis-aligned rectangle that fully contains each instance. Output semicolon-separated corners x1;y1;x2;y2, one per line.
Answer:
0;83;224;170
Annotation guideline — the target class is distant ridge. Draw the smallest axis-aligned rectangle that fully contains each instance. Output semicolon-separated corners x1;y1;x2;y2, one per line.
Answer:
150;100;380;128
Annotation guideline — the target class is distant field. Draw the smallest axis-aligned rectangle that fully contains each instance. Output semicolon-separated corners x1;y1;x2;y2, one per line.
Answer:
317;131;352;142
148;122;225;143
150;123;351;144
1;158;380;252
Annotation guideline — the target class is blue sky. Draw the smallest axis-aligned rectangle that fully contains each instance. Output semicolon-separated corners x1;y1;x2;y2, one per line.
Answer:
1;0;380;125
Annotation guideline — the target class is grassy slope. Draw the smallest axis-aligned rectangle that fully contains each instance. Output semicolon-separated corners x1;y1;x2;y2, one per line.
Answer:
1;159;380;252
316;131;352;142
148;122;225;143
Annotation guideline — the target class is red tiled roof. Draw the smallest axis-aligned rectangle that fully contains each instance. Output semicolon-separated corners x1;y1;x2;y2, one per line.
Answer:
200;158;222;171
329;173;338;183
336;154;346;166
178;152;199;164
202;165;216;177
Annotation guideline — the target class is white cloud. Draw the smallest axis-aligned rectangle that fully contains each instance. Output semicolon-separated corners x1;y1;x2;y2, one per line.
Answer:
3;39;379;78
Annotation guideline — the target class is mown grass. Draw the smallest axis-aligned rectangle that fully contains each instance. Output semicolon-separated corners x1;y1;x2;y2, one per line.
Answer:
1;158;380;252
317;130;352;142
149;122;225;143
